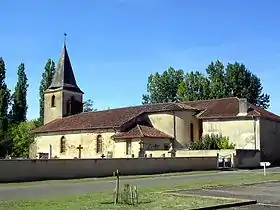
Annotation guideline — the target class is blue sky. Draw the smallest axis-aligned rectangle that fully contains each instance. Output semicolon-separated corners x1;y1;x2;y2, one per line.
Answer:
1;0;280;120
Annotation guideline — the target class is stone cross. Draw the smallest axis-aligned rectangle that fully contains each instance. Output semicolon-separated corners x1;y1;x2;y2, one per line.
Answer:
76;144;83;159
113;169;120;204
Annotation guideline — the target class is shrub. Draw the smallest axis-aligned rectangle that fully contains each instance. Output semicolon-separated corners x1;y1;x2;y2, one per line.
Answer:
188;133;235;150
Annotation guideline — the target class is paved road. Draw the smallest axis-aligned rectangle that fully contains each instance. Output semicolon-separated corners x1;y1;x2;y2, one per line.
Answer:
0;167;279;201
177;179;280;209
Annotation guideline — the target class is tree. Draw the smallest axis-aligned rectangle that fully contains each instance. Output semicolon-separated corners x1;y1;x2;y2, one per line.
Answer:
177;71;210;101
206;60;228;99
0;57;11;157
142;67;184;104
38;59;55;125
10;120;37;158
142;60;270;109
224;62;270;109
83;99;97;112
10;63;28;124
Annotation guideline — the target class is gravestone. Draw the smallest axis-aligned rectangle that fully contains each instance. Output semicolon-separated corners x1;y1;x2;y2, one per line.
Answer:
49;144;52;159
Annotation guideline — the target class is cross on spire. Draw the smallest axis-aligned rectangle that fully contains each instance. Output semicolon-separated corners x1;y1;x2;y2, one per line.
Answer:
64;33;67;45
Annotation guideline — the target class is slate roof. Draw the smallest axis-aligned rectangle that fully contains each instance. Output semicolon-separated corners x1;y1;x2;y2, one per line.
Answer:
113;124;172;139
34;97;280;134
46;44;83;94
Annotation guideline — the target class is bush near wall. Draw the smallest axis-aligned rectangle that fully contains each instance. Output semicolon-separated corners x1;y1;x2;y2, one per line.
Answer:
188;133;235;150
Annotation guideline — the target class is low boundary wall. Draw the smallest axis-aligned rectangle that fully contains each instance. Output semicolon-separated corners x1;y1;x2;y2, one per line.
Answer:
0;157;217;182
145;149;236;158
145;149;261;169
235;149;260;169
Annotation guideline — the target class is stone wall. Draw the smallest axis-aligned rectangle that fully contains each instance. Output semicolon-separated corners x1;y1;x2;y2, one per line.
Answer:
148;110;199;148
34;129;116;159
145;149;236;158
234;149;261;168
202;118;260;150
145;149;260;169
0;157;217;182
259;118;280;164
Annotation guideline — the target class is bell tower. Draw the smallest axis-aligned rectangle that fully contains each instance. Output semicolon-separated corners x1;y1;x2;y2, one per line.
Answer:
44;35;84;125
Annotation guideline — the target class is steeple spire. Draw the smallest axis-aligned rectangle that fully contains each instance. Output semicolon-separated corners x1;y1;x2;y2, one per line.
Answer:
47;34;83;94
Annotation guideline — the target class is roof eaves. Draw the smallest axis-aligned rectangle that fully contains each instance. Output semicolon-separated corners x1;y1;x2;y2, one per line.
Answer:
195;109;207;118
34;125;120;134
119;111;146;128
137;125;145;137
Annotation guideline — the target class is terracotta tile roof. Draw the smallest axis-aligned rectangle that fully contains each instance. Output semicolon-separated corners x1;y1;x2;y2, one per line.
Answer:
184;97;240;118
34;102;196;133
249;104;280;122
113;125;172;139
183;97;280;121
34;97;280;134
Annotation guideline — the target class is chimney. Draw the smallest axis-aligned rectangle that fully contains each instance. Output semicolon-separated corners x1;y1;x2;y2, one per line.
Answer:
237;98;248;116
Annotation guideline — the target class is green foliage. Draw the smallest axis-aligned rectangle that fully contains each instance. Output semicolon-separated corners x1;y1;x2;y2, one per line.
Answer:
10;63;28;124
206;60;228;99
0;57;11;157
177;71;210;101
38;59;55;125
225;62;270;109
83;99;97;112
142;67;184;104
188;133;235;150
142;60;270;109
9;120;37;157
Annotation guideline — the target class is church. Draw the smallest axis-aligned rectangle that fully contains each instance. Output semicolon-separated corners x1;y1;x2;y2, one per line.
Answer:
30;41;280;163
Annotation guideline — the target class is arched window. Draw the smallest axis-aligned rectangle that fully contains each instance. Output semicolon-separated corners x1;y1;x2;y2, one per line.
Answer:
67;99;71;115
60;136;66;153
51;95;56;107
96;135;102;153
66;96;75;115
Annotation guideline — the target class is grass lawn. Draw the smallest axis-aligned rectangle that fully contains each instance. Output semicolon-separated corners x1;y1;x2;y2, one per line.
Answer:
0;192;232;210
0;170;219;187
1;172;280;210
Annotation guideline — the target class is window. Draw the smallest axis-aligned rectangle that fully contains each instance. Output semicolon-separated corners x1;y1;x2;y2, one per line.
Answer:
96;135;102;153
67;96;75;115
51;95;56;107
67;100;71;115
60;136;66;153
126;140;132;155
190;123;194;142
